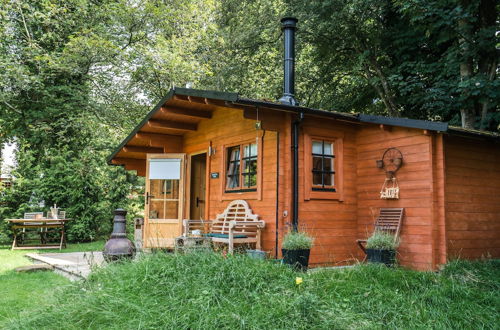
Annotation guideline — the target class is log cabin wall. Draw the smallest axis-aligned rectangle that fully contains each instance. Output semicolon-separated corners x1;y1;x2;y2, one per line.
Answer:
297;117;360;266
356;125;435;270
444;136;500;260
431;134;447;268
182;106;287;256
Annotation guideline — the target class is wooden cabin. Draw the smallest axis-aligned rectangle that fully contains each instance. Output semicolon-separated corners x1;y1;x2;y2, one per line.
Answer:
108;87;500;270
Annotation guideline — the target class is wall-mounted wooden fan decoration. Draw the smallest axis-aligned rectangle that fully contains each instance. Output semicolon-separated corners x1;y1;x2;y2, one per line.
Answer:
376;148;403;199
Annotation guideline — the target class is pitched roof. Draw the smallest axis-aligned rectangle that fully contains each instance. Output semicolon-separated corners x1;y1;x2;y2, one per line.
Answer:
107;87;499;164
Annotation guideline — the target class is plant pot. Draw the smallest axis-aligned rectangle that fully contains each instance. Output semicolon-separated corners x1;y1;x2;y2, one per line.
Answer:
246;249;266;260
366;248;396;267
282;248;310;271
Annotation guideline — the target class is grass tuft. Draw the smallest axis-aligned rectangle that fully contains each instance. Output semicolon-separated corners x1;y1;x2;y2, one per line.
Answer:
4;252;499;329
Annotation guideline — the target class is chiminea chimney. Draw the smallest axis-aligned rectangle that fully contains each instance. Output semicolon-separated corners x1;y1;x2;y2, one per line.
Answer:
278;17;298;106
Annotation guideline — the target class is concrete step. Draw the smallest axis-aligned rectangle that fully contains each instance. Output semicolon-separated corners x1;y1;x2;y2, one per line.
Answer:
15;264;54;272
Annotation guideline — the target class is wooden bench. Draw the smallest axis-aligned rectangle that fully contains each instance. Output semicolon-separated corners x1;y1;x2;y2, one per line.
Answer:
183;200;265;253
357;208;404;254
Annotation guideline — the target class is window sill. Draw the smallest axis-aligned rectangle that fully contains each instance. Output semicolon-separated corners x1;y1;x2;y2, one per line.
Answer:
224;188;257;193
221;189;259;201
307;190;343;201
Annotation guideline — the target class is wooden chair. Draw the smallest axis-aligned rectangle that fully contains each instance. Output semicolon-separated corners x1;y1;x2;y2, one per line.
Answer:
357;208;404;254
20;212;45;244
205;200;265;253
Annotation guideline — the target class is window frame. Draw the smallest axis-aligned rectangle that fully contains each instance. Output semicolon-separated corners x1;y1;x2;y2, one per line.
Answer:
303;130;344;201
311;140;336;191
221;134;263;201
225;142;258;192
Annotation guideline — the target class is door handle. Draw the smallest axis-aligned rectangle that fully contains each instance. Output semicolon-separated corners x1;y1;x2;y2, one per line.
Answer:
196;197;204;207
146;192;155;204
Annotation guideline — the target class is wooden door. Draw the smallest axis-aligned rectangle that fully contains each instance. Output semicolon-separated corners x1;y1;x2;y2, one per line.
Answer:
145;153;186;248
189;153;207;220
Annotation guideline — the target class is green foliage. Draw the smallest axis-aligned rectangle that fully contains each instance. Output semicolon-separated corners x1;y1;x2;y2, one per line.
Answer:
282;231;314;250
0;0;146;242
0;146;140;241
283;0;499;129
366;230;399;250
0;0;498;242
4;253;499;329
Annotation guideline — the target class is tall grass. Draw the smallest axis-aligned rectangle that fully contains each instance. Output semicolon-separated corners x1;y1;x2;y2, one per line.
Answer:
6;252;499;329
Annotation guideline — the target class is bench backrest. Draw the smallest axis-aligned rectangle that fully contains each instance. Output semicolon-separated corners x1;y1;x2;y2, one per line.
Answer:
374;208;404;242
211;200;260;237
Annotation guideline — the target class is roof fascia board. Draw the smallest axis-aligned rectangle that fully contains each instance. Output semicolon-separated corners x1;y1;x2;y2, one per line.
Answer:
358;114;448;132
447;127;500;143
106;89;175;164
234;98;358;122
173;87;238;101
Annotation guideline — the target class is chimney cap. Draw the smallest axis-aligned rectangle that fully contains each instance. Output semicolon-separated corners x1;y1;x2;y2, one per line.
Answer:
280;17;298;29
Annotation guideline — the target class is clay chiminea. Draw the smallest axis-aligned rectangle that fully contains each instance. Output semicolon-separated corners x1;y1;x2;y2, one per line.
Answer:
103;209;136;262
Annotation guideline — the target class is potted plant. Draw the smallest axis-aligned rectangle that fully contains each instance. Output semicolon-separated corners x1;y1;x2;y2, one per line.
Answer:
365;230;399;267
281;231;314;271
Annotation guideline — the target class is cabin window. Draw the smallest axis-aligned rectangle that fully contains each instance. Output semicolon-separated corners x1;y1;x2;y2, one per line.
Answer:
304;130;343;201
226;142;257;192
312;140;335;191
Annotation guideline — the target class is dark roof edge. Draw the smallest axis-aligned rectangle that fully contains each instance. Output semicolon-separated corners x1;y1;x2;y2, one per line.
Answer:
173;87;238;101
106;89;175;164
446;126;500;142
358;114;448;132
234;98;359;122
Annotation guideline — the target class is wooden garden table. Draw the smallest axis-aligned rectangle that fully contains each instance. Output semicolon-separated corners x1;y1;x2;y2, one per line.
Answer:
5;218;70;250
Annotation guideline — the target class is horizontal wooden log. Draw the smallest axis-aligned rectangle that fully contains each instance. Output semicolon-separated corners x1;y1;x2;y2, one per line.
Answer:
123;146;164;154
111;158;144;167
148;119;197;131
161;106;212;119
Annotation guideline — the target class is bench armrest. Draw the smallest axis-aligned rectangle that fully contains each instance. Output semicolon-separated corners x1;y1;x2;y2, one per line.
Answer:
228;220;265;229
183;219;209;236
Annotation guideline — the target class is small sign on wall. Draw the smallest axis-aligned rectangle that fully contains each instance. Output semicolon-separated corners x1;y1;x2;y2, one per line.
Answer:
210;172;219;179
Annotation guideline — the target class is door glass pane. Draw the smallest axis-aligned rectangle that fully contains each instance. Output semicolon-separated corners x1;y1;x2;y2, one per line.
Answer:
149;159;181;179
164;201;179;219
148;158;181;220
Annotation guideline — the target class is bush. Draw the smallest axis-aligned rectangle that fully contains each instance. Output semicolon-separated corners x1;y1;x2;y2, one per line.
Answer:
0;146;143;243
282;231;314;250
366;230;399;250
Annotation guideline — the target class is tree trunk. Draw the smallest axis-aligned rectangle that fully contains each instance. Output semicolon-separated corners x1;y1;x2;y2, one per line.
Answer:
365;59;400;117
478;0;498;130
458;0;477;129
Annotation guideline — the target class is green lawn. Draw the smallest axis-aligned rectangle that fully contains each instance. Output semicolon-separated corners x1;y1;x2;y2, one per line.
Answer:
2;252;498;329
0;241;105;328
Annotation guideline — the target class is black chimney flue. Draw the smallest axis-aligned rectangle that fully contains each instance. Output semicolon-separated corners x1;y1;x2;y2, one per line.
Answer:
278;17;298;106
